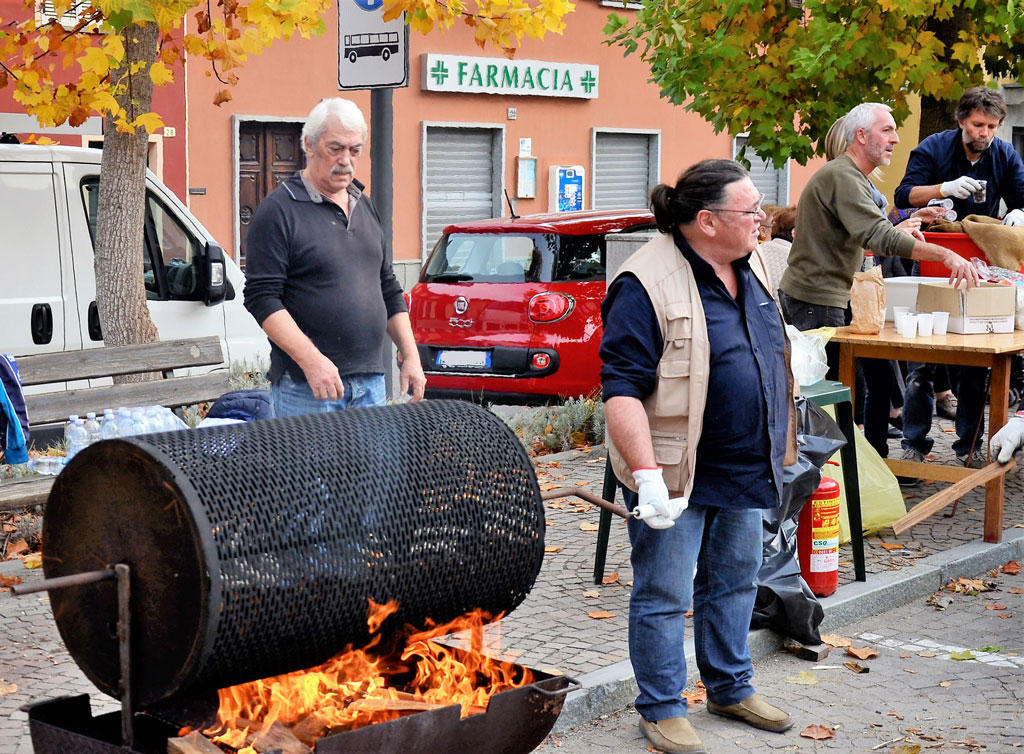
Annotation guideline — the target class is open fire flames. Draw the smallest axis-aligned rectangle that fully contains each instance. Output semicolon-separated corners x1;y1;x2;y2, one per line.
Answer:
196;599;535;752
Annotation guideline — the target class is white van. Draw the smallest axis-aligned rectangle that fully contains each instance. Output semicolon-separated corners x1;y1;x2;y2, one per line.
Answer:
0;144;268;368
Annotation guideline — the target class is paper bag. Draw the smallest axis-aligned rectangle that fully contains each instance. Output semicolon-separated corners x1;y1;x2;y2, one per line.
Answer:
850;266;886;333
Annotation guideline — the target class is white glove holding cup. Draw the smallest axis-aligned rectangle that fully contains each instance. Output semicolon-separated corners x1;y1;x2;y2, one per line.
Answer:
940;176;982;199
632;467;688;529
990;415;1024;464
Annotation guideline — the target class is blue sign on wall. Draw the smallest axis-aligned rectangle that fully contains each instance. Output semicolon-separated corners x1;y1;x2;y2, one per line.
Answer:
353;0;383;9
556;167;584;212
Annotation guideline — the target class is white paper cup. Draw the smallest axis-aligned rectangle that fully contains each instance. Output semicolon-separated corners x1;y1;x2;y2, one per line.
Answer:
894;311;909;331
917;312;934;337
932;311;949;335
899;314;918;338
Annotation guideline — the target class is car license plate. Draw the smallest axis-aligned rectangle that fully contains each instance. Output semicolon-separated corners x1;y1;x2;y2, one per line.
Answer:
436;350;490;368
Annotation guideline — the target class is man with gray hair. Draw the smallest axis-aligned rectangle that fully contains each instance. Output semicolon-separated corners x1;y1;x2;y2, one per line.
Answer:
244;98;425;416
779;102;978;457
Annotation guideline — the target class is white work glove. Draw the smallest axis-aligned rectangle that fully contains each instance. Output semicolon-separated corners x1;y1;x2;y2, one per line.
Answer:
990;416;1024;464
1002;209;1024;226
940;176;983;199
631;467;688;529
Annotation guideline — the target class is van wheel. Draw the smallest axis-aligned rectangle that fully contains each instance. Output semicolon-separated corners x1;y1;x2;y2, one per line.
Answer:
348;50;357;64
382;48;390;62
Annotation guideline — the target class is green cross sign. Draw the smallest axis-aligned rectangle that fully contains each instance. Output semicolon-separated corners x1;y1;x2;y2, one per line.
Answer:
580;71;597;94
431;60;449;85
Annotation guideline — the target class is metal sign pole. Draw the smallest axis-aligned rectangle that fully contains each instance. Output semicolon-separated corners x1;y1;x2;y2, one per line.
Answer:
371;88;396;399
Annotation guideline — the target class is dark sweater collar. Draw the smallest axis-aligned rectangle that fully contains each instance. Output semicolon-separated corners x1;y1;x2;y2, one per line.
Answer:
283;172;365;205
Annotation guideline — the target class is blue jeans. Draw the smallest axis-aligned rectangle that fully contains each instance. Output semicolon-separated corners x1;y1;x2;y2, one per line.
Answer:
271;373;386;418
623;487;762;721
902;363;986;457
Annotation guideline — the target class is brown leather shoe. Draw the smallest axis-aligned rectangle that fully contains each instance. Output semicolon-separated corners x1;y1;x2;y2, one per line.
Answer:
639;717;709;754
707;693;793;732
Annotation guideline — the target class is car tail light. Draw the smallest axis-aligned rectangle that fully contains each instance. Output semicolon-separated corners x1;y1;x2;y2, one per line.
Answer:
531;352;551;369
528;292;575;323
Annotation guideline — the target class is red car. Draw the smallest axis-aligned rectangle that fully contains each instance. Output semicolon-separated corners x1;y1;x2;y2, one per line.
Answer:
409;209;657;404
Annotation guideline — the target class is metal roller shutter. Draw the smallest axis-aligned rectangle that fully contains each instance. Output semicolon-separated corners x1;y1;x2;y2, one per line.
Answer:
593;132;655;210
735;136;788;205
423;126;501;257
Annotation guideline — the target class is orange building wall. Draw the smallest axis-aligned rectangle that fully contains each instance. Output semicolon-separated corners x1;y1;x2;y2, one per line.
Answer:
186;2;821;263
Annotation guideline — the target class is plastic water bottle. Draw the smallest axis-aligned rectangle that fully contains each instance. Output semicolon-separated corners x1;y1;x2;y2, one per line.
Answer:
66;418;89;460
862;253;875;271
83;412;102;445
64;414;80;449
129;410;150;436
101;409;120;440
117;407;134;437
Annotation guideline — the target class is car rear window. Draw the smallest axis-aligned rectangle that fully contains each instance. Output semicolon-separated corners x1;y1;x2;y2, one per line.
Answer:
422;233;606;283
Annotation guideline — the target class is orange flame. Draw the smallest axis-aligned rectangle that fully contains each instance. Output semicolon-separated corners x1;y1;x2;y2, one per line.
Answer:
203;599;533;751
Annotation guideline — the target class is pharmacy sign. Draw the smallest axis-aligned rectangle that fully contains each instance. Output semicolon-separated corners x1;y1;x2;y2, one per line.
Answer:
422;54;599;99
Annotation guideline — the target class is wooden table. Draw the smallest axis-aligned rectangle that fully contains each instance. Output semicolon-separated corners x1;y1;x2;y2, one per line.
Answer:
831;325;1024;543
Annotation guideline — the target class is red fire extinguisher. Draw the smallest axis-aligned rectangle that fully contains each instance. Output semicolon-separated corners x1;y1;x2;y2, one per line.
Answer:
798;475;841;597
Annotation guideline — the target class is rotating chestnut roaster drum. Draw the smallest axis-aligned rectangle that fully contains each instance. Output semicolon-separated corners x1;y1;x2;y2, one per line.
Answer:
25;400;567;749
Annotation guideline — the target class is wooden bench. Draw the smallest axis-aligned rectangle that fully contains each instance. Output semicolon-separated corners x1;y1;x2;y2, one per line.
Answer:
0;336;230;512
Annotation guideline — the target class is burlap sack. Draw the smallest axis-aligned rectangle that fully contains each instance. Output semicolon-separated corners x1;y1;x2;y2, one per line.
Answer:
850;266;886;333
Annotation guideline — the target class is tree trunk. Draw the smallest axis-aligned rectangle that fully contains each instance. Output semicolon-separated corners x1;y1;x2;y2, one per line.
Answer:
918;11;967;141
94;21;160;372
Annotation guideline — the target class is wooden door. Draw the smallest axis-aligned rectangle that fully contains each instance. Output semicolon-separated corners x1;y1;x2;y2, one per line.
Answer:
238;122;304;269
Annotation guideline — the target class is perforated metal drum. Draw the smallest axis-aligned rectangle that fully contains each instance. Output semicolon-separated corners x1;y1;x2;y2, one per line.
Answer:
42;400;544;706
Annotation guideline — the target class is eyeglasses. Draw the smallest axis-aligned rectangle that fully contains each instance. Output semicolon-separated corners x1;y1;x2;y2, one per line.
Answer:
707;192;766;218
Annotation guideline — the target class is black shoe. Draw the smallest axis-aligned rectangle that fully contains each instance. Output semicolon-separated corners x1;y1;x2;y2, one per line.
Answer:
887;426;903;438
889;415;904;431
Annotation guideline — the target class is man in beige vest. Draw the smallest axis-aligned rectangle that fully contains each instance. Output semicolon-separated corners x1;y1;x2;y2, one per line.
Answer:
600;159;795;754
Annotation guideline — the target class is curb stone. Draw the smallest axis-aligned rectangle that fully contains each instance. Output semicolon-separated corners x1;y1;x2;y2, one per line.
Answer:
552;526;1024;733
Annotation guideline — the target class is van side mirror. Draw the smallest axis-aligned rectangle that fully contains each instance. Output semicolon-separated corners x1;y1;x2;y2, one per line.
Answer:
201;241;227;306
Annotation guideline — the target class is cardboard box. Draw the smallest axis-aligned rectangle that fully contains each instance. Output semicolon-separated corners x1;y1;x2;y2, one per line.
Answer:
883;276;947;321
916;281;1016;334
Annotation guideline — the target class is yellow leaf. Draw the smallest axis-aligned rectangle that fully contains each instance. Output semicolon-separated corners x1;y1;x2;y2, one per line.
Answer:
579;522;599;532
587;610;615;619
78;46;110;77
582;590;600;598
213;89;233;106
149;61;174;86
22;553;42;569
0;683;18;695
133;112;164;134
785;670;818;685
544;545;561;553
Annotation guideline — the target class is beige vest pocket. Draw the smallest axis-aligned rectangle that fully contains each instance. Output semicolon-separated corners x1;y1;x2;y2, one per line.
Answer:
651;431;688;494
655;358;691;417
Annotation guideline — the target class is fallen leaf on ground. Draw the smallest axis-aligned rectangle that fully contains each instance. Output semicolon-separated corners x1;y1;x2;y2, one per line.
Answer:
544;546;561;553
889;744;922;754
579;522;599;532
881;542;905;550
928;593;953;610
821;634;852;647
1001;560;1021;575
573;480;590;486
587;610;615;619
844;661;869;673
950;650;976;661
681;685;707;704
986;604;1008;610
1009;588;1023;595
924;453;937;461
0;683;17;695
23;553;42;569
938;681;951;687
799;724;833;740
546;520;556;527
997;613;1013;619
916;733;943;742
888;711;904;720
602;571;619;585
582;590;600;598
4;539;27;559
917;651;938;657
546;461;560;468
947;577;994;594
540;483;562;491
899;653;911;658
785;671;818;686
0;574;22;589
846;646;880;660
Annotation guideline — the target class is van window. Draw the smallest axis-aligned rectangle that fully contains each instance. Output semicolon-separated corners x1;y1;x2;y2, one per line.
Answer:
81;179;203;301
422;232;607;284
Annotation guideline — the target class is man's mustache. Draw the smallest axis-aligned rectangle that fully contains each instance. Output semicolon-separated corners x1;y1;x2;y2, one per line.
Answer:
331;165;354;176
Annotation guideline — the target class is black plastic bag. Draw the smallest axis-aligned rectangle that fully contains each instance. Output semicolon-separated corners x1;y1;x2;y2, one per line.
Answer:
751;397;846;645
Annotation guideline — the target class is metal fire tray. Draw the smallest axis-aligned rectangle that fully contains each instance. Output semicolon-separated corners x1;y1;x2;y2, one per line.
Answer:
26;670;578;754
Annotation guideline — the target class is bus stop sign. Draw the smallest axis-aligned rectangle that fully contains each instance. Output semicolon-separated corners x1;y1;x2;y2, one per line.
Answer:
338;0;409;90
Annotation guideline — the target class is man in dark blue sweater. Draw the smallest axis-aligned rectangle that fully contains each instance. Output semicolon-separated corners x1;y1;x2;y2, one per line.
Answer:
894;87;1024;473
244;99;425;417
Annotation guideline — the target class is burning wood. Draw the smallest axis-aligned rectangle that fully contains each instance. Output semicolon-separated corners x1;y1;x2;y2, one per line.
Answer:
167;731;222;754
200;600;533;752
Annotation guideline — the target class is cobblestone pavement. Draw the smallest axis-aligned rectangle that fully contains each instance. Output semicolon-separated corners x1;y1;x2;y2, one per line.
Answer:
1;412;1022;753
537;564;1024;753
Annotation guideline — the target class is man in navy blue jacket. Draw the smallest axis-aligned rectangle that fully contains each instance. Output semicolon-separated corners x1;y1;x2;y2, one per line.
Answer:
894;87;1024;474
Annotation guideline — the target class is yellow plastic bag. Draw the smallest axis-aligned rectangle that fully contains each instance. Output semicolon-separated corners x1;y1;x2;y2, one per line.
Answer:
818;405;907;544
